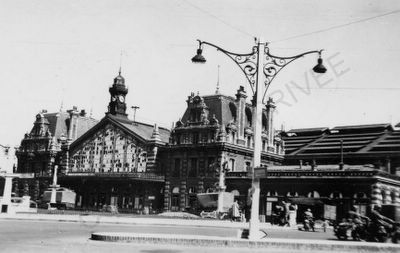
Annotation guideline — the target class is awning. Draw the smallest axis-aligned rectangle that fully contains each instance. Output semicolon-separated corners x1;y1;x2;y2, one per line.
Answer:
288;197;324;205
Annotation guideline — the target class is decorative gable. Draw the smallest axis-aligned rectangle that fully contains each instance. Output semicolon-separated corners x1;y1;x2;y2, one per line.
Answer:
69;122;148;173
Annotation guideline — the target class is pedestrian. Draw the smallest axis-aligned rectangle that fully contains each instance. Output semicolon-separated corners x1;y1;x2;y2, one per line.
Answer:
322;219;329;232
232;200;240;222
288;203;298;227
303;208;315;232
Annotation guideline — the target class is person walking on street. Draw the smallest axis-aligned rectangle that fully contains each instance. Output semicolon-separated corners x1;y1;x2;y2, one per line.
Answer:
304;208;315;232
232;200;240;222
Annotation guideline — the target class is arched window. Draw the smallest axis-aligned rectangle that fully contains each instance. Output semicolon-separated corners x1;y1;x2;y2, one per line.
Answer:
267;191;278;196
391;191;397;204
231;190;240;196
307;191;320;198
330;191;343;199
286;191;299;197
172;187;180;194
353;192;367;199
245;161;251;171
188;187;196;194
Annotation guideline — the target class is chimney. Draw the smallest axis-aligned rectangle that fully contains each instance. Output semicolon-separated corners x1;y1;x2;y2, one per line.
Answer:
386;157;392;174
299;160;303;170
339;139;344;170
235;86;247;143
80;109;86;117
266;98;276;147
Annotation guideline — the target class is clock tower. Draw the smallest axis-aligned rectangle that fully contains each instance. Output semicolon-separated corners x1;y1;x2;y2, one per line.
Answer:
107;69;128;117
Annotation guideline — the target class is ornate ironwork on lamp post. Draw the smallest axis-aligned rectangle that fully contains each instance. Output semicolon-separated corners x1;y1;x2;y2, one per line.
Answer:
192;38;326;240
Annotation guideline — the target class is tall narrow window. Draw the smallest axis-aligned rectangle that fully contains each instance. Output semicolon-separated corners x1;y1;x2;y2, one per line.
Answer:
192;132;199;144
173;158;180;177
207;157;215;175
245;161;251;172
188;158;197;177
229;158;235;172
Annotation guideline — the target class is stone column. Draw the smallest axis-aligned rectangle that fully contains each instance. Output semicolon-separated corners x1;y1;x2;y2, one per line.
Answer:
22;180;30;196
32;179;40;201
393;189;400;205
266;98;276;148
163;181;170;212
370;183;382;207
179;180;187;211
383;188;391;204
198;179;204;193
235;86;247;145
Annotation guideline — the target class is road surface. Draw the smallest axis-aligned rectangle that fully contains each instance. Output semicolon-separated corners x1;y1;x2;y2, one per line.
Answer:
0;219;339;253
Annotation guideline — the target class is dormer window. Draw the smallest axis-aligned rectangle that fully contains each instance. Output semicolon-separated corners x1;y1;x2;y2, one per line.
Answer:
192;132;199;144
190;109;200;122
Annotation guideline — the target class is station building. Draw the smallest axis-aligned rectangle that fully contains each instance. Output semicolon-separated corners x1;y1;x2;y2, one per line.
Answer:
11;72;400;221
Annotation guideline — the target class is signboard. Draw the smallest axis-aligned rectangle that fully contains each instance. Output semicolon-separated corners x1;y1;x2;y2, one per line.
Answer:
324;204;336;220
0;172;34;179
254;167;267;178
148;196;155;200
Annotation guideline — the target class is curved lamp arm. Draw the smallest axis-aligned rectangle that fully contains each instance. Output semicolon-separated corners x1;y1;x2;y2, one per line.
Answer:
262;48;324;99
195;39;325;100
196;40;259;94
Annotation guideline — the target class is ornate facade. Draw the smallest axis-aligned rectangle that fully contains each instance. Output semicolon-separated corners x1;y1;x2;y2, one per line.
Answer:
160;86;284;212
56;71;170;212
15;107;98;199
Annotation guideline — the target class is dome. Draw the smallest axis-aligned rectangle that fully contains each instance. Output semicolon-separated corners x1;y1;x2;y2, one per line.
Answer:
113;68;125;85
113;74;125;85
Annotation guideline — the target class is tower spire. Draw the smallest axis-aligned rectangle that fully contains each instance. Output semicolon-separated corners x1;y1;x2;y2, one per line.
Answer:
215;65;220;94
119;50;123;75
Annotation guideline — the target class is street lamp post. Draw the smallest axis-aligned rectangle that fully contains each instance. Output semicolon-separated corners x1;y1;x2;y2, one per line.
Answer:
192;38;326;240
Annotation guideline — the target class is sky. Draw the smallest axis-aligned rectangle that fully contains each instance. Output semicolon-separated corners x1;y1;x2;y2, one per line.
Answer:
0;0;399;147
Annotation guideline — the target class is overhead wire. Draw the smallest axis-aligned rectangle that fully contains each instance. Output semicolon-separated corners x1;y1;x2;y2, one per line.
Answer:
271;9;400;43
180;0;254;39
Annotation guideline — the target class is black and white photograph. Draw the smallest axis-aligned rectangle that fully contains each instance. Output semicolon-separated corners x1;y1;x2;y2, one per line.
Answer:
0;0;399;252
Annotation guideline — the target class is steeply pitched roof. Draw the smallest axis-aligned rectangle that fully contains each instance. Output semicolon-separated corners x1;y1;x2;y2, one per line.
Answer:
179;93;259;127
114;117;170;143
43;112;98;141
71;114;170;150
